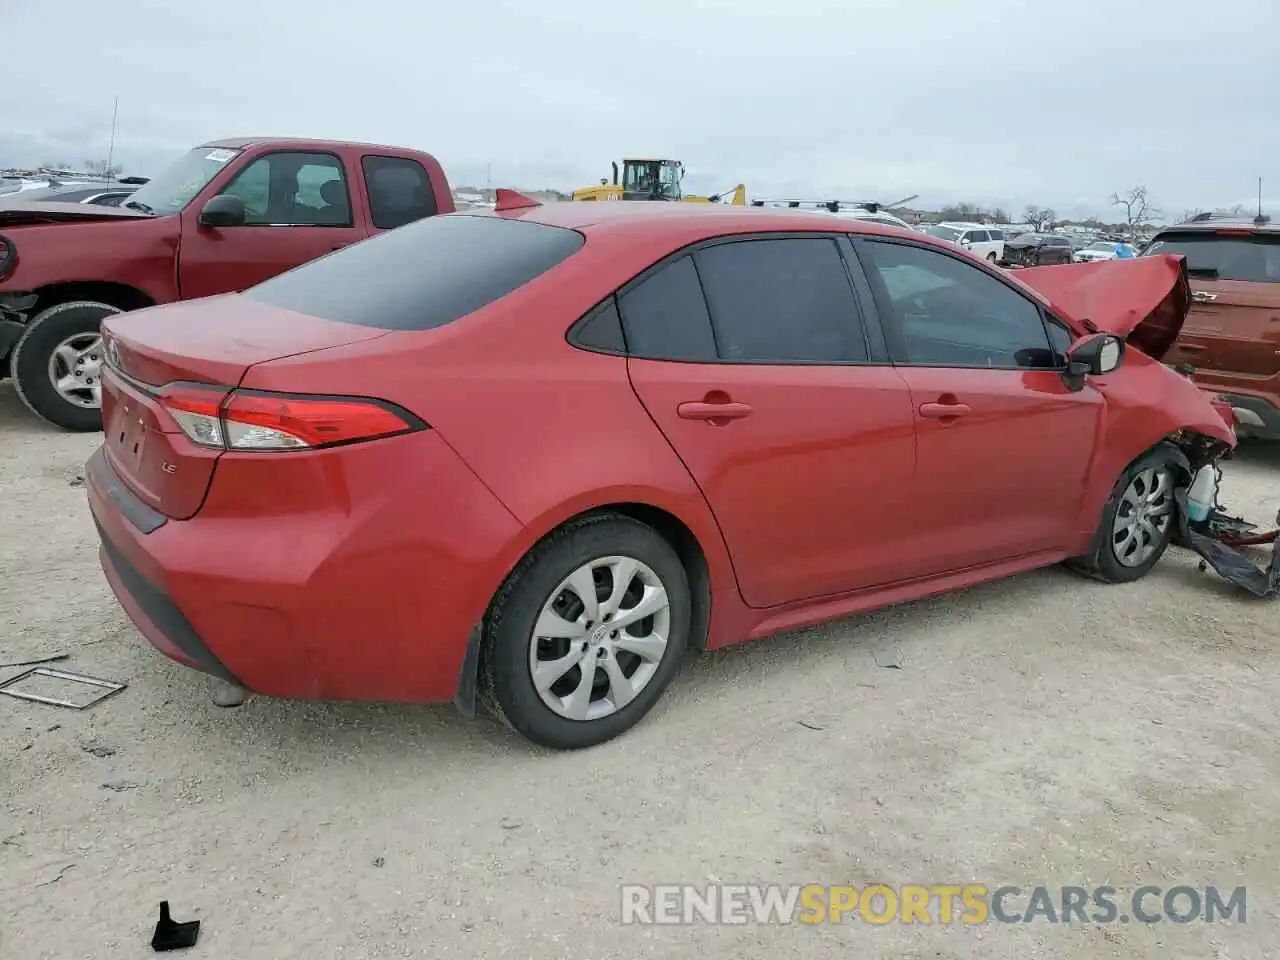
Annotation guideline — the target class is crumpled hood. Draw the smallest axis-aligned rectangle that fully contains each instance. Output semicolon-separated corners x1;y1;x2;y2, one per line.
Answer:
1011;254;1188;361
0;200;152;227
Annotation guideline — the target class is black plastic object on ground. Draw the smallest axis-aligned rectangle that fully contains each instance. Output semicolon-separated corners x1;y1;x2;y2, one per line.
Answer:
151;901;200;951
1175;489;1280;598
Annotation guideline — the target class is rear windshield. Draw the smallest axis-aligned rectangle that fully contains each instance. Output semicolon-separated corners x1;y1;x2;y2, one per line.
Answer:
245;214;586;329
1144;231;1280;283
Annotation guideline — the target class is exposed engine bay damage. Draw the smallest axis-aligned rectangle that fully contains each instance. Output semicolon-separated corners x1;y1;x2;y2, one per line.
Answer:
1167;435;1280;598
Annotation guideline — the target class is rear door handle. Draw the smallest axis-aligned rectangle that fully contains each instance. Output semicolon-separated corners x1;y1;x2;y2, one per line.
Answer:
919;402;971;419
677;400;754;422
1191;291;1217;303
1178;343;1207;352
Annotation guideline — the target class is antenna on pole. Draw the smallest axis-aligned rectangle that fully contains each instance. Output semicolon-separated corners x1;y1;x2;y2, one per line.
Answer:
105;96;119;184
1259;176;1264;220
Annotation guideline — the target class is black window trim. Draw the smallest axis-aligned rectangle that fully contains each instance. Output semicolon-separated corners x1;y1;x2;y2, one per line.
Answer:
566;230;893;366
848;235;1072;373
219;149;355;229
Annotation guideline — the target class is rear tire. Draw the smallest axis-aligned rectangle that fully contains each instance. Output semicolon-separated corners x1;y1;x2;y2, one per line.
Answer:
480;514;691;749
11;301;121;431
1067;447;1179;583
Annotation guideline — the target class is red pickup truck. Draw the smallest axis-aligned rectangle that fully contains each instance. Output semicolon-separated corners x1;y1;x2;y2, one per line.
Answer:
0;137;455;430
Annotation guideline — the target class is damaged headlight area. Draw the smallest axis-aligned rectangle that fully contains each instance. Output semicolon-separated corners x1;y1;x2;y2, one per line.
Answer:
1167;432;1279;599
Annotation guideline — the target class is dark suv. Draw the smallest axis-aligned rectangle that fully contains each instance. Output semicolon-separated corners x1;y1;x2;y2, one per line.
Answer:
1000;233;1074;267
1142;214;1280;439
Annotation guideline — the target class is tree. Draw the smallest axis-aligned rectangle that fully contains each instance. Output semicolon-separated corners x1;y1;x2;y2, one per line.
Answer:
938;201;985;222
1022;205;1055;231
85;159;123;179
1110;185;1160;231
1214;203;1248;217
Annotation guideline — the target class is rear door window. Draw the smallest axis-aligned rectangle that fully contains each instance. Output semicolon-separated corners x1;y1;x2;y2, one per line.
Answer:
361;155;438;230
617;256;718;361
989;229;1005;240
246;214;584;330
693;237;869;362
1144;232;1280;282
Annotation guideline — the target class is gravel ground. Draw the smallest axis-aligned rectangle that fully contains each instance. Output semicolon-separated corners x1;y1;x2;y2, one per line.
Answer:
2;380;1278;960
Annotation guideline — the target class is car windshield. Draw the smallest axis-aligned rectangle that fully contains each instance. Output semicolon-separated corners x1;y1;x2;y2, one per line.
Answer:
123;146;242;215
1087;242;1117;252
925;225;962;241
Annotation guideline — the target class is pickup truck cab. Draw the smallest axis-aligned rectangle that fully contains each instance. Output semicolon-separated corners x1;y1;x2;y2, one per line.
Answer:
0;137;455;430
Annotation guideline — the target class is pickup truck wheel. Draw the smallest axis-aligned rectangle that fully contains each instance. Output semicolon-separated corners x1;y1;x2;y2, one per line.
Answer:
11;301;122;432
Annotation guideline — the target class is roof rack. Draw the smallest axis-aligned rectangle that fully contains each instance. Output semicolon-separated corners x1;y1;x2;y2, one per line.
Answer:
750;198;893;214
1187;211;1271;225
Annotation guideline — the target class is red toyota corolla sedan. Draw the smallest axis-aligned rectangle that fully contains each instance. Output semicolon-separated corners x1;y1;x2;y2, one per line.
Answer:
86;194;1236;749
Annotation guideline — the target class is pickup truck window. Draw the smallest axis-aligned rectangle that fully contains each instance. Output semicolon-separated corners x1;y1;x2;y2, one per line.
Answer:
246;214;584;330
215;151;353;227
124;146;242;215
216;151;352;227
362;155;438;230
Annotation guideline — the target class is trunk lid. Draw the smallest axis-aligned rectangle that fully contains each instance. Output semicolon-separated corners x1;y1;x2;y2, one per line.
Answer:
1010;254;1189;361
100;295;389;519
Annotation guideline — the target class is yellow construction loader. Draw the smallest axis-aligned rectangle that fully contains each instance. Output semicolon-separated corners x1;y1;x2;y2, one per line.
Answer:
572;158;746;205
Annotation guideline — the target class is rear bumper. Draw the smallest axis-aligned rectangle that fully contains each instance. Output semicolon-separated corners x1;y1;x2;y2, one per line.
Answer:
85;431;525;703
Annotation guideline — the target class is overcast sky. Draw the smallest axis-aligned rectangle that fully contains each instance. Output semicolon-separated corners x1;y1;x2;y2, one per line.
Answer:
2;0;1277;220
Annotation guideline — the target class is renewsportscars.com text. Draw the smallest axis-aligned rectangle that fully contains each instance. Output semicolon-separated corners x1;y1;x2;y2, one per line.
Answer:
620;884;1247;926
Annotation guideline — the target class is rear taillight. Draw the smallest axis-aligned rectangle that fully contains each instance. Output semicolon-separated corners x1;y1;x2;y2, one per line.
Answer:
157;383;425;451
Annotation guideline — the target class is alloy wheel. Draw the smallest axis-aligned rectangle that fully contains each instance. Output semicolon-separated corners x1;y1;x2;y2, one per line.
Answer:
47;332;105;409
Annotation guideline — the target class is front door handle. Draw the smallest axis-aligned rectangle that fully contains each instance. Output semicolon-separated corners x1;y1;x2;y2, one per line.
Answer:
1191;291;1217;303
1177;343;1207;353
919;401;971;419
677;400;754;422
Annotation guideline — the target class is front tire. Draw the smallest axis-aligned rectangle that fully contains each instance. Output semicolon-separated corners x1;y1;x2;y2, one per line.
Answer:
11;301;122;431
480;514;691;749
986;252;998;263
1067;448;1178;583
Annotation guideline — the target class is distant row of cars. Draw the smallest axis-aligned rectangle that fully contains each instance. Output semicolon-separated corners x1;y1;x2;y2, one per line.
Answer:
918;222;1139;268
0;176;146;208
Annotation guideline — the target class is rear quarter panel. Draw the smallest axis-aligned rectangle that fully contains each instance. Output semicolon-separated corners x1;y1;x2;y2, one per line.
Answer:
238;258;748;646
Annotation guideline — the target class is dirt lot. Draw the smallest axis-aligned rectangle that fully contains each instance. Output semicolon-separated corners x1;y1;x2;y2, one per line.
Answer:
1;380;1278;960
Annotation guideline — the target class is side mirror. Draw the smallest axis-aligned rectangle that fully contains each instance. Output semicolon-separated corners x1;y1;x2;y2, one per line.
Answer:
1066;332;1125;377
198;195;246;228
